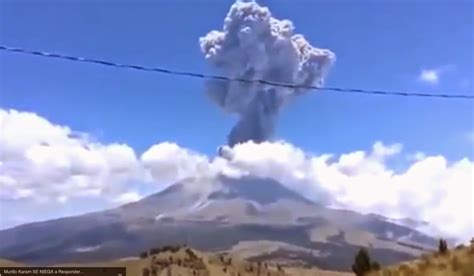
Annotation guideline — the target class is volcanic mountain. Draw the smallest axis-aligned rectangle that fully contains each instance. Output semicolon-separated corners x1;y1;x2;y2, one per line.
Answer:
0;175;437;271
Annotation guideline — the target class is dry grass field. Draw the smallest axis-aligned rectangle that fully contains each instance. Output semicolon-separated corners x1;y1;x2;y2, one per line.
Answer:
0;246;351;276
2;241;473;276
366;242;474;276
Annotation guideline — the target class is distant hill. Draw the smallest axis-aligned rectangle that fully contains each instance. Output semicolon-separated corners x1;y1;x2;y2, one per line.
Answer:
0;175;437;271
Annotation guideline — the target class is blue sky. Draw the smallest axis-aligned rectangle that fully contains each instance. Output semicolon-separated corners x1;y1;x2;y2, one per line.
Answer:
1;0;473;160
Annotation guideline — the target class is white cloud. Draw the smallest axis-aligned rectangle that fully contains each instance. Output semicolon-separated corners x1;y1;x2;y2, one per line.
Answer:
141;142;211;184
74;245;101;253
138;139;474;241
219;142;473;242
0;108;473;243
112;191;142;205
57;195;68;204
0;109;142;204
419;69;440;84
418;65;455;85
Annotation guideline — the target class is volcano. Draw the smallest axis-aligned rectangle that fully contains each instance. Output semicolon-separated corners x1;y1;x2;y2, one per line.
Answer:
0;175;437;271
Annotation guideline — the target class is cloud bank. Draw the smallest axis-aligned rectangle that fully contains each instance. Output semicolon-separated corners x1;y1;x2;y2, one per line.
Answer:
0;109;472;242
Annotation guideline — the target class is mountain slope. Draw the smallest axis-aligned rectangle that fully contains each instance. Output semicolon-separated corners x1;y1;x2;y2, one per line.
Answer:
0;175;437;271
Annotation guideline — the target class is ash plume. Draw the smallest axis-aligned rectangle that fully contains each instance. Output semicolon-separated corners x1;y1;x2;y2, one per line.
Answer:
200;0;335;146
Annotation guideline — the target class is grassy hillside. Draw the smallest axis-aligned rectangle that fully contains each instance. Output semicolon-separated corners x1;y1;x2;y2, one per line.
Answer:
0;258;26;267
135;246;353;275
4;242;473;275
0;246;351;276
366;242;474;276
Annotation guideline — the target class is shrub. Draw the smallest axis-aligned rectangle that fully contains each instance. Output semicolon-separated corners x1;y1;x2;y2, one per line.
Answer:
371;261;381;270
351;248;380;276
469;245;474;255
439;239;448;254
150;247;162;255
185;248;198;260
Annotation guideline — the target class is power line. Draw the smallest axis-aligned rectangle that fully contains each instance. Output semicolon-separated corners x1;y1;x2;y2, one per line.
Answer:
1;45;473;100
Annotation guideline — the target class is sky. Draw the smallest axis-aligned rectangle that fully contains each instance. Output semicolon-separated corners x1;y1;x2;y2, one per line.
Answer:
0;0;473;241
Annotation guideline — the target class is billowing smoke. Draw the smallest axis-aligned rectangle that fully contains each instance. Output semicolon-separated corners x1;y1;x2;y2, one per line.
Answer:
200;1;335;146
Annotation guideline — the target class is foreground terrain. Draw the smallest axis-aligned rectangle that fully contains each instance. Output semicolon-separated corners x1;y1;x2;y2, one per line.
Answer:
1;242;473;276
367;242;474;276
0;246;352;276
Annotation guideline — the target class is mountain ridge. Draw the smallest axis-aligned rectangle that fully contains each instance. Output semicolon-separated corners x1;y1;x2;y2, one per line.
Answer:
0;175;437;271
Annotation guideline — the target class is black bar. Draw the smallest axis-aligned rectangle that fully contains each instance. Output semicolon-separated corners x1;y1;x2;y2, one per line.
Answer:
0;267;126;276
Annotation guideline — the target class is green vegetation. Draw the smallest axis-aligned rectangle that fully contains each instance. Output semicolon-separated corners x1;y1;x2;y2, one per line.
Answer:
351;248;381;276
438;238;448;254
139;251;148;259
